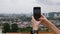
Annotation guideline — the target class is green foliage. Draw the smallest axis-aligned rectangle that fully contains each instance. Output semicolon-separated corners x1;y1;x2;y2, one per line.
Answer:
18;27;32;32
11;23;18;32
39;27;50;32
18;27;50;32
2;23;10;33
47;17;55;20
57;18;60;20
20;15;31;22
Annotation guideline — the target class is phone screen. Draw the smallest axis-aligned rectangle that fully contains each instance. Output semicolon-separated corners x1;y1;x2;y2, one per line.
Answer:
33;7;41;21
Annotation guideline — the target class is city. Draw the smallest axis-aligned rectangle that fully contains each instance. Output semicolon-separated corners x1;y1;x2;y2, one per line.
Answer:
0;12;60;33
0;0;60;34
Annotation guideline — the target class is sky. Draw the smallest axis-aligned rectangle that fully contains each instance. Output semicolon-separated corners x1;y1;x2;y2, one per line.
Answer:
0;0;60;14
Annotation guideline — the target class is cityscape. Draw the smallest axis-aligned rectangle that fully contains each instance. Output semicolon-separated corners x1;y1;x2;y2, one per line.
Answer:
0;12;60;33
0;0;60;34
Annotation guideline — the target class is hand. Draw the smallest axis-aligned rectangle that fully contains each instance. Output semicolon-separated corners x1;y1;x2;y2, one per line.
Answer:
31;16;41;30
39;15;48;26
39;15;60;34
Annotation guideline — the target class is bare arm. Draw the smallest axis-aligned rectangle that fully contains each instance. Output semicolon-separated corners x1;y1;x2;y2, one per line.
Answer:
40;15;60;34
31;16;40;34
43;20;60;34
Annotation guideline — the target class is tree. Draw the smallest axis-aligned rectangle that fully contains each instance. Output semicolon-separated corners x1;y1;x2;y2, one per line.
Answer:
20;15;32;22
11;23;18;32
19;27;32;32
2;23;10;33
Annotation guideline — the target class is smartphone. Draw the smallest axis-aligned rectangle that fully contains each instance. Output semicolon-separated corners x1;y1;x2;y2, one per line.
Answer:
33;7;41;21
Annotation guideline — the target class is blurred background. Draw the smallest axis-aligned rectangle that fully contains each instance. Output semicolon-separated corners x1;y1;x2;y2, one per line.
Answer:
0;0;60;33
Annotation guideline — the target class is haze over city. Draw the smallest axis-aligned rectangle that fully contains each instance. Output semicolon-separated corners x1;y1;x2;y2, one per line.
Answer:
0;0;60;33
0;0;60;14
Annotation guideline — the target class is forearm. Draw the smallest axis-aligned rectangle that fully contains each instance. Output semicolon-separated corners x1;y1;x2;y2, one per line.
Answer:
44;20;59;33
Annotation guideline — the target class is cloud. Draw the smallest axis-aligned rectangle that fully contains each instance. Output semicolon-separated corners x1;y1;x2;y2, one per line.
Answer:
35;0;60;13
37;0;60;5
0;0;60;14
0;0;41;14
42;6;60;13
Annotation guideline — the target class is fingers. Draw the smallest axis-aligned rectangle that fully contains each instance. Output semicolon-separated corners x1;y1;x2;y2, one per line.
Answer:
39;18;43;22
39;17;44;20
39;14;44;20
31;16;36;23
41;14;45;18
32;16;42;22
31;16;40;23
39;14;46;21
32;16;34;20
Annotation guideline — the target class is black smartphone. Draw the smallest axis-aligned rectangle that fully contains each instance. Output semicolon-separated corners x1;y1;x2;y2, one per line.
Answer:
33;7;41;21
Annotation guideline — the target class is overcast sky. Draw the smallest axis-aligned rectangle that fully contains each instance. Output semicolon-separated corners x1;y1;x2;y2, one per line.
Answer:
0;0;60;14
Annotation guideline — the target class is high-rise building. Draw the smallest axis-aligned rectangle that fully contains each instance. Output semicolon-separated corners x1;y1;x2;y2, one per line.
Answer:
43;12;60;18
43;13;49;17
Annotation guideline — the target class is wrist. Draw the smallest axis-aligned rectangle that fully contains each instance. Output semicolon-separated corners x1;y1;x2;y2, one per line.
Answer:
31;29;38;34
33;27;38;30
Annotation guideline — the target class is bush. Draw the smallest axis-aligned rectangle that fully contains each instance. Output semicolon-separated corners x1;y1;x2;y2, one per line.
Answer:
11;23;18;32
2;23;10;33
19;27;32;32
39;27;50;32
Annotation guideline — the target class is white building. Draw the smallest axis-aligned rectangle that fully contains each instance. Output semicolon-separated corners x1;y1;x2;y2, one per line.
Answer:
54;14;60;18
43;13;49;17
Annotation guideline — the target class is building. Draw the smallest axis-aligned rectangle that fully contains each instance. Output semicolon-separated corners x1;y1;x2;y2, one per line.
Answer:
43;13;49;17
43;12;60;18
48;12;60;18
